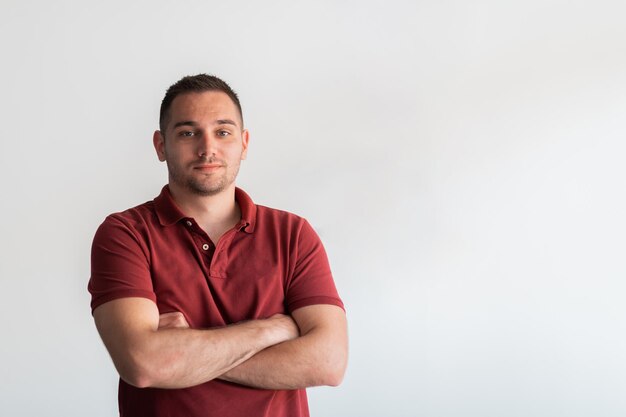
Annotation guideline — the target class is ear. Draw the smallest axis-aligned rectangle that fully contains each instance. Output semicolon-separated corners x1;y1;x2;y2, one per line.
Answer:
241;129;250;160
153;130;166;162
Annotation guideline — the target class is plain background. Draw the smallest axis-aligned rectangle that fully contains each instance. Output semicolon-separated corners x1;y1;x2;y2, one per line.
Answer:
1;1;625;416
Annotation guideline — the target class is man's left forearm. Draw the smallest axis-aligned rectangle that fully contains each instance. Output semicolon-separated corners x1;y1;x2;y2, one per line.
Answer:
219;304;348;390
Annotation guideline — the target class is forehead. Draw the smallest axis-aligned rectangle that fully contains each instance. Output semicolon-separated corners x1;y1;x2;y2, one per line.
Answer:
167;91;241;128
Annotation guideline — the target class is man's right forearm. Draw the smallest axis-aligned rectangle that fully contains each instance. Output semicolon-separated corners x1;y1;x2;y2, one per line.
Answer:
134;320;292;388
93;298;298;390
141;320;296;388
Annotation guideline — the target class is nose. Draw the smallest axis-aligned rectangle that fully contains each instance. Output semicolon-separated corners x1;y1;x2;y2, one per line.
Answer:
197;134;217;158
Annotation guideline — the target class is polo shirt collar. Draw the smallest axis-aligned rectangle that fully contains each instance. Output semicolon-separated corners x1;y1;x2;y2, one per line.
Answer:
154;185;257;233
235;187;257;233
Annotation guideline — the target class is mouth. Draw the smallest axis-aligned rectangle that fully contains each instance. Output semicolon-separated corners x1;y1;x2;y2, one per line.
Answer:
193;164;224;172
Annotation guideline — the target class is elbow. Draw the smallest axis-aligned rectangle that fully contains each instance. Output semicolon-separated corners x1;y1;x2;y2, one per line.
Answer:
318;347;348;387
117;358;158;388
312;330;348;387
323;370;345;387
115;348;180;389
121;370;152;389
314;364;346;387
325;357;348;387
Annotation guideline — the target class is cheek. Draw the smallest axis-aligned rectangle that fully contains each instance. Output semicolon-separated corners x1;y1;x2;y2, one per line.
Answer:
227;145;246;159
229;151;245;164
165;144;192;160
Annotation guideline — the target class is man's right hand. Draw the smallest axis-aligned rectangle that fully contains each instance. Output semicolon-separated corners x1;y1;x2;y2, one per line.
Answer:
266;313;300;342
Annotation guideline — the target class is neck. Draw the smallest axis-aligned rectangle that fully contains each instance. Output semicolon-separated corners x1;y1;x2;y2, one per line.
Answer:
168;182;241;241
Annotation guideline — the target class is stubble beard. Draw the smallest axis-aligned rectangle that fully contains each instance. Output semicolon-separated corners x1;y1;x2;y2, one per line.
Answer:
167;158;241;197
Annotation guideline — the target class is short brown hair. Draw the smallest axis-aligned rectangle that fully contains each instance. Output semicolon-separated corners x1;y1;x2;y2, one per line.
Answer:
159;74;243;132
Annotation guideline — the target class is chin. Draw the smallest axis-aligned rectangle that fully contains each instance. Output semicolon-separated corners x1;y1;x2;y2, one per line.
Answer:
187;180;228;196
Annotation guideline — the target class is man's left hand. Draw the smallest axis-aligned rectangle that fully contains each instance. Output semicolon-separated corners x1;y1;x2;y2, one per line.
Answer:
158;312;190;329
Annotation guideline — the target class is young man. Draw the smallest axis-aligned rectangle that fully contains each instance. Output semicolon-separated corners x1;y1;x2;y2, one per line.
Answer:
88;74;348;417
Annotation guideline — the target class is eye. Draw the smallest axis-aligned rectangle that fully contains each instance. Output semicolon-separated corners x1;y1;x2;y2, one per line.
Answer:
178;131;195;137
217;130;231;137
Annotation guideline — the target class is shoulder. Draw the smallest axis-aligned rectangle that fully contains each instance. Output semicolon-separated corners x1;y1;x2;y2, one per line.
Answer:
95;199;158;241
255;204;305;223
254;204;316;234
111;199;156;222
253;204;325;248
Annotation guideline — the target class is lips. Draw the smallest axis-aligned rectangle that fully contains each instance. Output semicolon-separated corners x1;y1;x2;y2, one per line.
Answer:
193;164;223;171
194;164;222;169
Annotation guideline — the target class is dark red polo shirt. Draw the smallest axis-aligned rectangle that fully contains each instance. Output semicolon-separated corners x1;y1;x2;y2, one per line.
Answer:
88;186;343;417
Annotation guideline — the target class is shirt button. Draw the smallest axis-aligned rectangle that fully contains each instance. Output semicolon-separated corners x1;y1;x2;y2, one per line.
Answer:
202;243;209;251
186;220;192;227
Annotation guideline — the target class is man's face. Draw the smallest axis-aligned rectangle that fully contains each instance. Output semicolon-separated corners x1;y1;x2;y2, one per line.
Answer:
153;91;249;196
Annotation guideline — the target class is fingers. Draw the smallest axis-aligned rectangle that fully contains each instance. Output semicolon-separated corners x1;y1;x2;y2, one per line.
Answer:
268;313;300;341
158;311;190;330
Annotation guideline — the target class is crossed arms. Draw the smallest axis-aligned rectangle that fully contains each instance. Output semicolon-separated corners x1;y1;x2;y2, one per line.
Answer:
93;297;348;390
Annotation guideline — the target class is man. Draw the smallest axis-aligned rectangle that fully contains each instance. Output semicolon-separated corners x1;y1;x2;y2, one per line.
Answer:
88;74;348;417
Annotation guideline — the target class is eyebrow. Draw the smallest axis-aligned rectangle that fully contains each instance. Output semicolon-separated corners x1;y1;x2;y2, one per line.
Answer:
172;119;239;129
216;119;238;127
172;121;198;129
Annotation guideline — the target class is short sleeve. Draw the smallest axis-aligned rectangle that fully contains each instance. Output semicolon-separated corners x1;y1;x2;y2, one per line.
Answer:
88;215;156;314
285;219;344;313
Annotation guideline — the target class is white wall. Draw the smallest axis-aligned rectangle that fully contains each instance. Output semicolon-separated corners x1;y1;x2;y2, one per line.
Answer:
1;1;625;416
